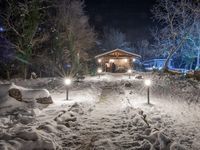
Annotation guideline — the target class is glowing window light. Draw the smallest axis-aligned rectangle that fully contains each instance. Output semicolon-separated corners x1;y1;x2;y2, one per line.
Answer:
109;59;114;63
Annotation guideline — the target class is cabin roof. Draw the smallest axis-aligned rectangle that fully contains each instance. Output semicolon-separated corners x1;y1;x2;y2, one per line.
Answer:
95;48;141;58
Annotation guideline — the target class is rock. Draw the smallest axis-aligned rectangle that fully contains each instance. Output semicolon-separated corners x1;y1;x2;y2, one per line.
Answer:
8;88;22;101
36;96;53;104
125;83;132;87
31;72;37;79
135;75;143;79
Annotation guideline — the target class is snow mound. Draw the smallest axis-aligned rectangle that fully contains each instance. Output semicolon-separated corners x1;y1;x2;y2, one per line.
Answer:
0;83;53;115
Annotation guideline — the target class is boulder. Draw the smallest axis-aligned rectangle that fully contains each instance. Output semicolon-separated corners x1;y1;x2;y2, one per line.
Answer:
135;75;143;79
8;88;22;101
125;83;132;87
36;96;53;104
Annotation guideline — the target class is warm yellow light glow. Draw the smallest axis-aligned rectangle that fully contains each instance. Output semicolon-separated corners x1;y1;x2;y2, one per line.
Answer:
109;59;114;63
127;69;132;74
124;58;128;62
97;68;102;73
64;78;71;85
144;79;151;86
98;59;102;63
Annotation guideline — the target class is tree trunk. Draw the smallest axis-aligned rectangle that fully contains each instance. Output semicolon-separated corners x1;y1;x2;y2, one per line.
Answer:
24;65;27;80
196;48;200;70
163;51;173;72
6;70;10;80
190;62;193;70
163;37;188;72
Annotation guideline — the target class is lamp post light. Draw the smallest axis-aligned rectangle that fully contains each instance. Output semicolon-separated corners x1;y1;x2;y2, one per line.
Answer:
98;58;102;67
64;78;71;100
98;59;102;63
144;79;152;104
127;69;132;79
97;68;102;78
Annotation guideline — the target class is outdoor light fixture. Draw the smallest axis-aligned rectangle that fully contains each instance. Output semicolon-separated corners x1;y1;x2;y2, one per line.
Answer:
144;79;152;104
133;58;136;62
124;58;128;62
64;78;71;100
127;69;132;79
0;27;4;32
144;79;151;86
97;68;102;78
98;59;102;63
109;59;114;63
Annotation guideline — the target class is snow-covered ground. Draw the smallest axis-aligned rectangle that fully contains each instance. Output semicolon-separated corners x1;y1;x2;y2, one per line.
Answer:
0;73;199;150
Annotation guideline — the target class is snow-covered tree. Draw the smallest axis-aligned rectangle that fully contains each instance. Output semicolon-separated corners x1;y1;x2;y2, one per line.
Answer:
136;39;150;60
49;0;96;76
151;0;200;71
101;27;132;51
1;0;42;79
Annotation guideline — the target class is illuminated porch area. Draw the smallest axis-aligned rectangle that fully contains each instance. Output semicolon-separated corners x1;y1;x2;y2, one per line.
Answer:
95;49;141;73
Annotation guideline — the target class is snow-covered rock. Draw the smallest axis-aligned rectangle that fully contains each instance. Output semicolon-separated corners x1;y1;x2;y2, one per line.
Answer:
0;83;53;115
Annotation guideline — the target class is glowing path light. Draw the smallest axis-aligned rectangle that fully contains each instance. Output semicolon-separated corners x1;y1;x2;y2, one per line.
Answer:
144;79;152;104
97;68;102;78
127;69;132;79
64;78;72;100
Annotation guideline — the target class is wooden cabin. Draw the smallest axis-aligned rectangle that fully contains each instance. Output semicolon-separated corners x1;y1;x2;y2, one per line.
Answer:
95;49;141;73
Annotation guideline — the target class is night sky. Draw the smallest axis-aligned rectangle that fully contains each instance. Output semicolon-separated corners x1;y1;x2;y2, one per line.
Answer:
84;0;157;42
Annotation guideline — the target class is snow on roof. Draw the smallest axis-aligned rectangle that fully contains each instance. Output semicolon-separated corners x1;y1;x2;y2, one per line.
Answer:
95;48;141;58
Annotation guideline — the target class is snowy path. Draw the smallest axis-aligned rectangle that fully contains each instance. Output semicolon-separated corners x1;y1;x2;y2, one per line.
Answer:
34;78;198;149
66;86;148;150
49;83;184;150
1;74;199;149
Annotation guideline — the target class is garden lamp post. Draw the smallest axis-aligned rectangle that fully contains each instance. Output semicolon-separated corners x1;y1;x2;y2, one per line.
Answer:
97;68;102;78
98;59;102;67
128;69;132;79
64;78;71;100
144;79;152;104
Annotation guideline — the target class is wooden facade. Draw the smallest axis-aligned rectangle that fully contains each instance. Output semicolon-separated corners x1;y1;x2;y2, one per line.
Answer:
95;49;141;73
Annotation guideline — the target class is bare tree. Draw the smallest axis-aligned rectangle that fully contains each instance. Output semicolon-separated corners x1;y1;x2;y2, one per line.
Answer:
151;0;198;71
136;40;150;60
1;0;44;79
49;0;96;76
101;27;129;50
188;16;200;70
